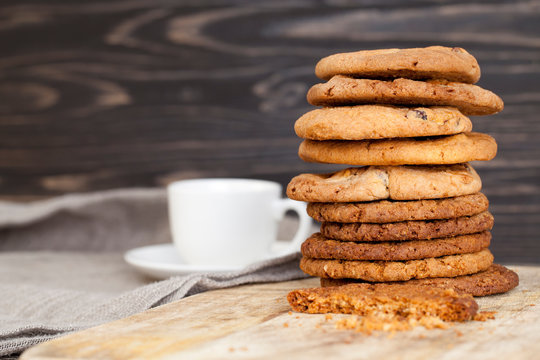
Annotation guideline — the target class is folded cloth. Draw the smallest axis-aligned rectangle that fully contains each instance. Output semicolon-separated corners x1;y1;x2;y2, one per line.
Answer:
0;189;311;357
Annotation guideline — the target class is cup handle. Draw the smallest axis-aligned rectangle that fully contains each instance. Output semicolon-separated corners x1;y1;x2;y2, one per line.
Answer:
272;198;312;255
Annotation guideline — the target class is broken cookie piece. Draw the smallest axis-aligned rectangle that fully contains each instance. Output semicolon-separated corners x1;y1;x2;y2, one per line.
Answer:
287;283;478;322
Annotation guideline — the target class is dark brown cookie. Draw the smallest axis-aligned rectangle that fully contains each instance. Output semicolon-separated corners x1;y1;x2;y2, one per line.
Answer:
307;193;489;223
301;232;491;261
320;264;519;297
320;212;494;241
300;249;494;282
288;282;478;321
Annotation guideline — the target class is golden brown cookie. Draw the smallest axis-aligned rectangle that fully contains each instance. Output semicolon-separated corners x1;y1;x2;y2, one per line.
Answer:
288;282;478;321
301;232;491;261
320;264;519;297
300;249;494;282
298;133;497;166
320;212;494;241
307;76;503;116
315;46;481;84
295;105;472;140
307;193;489;223
287;164;481;202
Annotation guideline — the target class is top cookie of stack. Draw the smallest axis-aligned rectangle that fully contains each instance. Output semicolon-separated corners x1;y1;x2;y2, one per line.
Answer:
286;46;518;297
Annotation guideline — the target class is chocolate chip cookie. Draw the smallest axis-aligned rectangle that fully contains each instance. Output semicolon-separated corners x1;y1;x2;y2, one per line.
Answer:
315;46;481;84
298;133;497;166
295;105;472;140
307;76;503;115
287;164;481;202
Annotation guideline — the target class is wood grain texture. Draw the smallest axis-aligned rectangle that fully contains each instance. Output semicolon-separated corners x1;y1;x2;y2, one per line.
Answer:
0;1;539;262
21;265;540;360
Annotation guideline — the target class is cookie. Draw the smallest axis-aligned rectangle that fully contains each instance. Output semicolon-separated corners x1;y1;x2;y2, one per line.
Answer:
320;264;519;297
315;46;481;84
298;133;497;166
295;105;472;140
306;76;503;116
304;231;491;260
299;249;494;282
287;164;481;202
307;193;489;223
288;282;478;321
301;232;491;261
320;211;494;241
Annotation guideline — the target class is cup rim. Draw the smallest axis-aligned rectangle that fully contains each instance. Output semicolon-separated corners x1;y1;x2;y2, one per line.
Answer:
167;178;282;194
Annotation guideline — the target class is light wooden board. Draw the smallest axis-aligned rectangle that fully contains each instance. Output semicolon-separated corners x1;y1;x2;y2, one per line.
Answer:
22;265;540;360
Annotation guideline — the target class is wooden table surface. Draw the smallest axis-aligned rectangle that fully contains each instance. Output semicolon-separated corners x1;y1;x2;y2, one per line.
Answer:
21;265;540;360
0;1;539;263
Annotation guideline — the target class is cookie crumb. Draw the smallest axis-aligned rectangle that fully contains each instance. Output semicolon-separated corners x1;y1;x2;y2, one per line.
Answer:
288;311;292;315
228;347;235;352
335;314;449;335
530;304;535;307
325;314;333;321
473;311;496;321
283;322;289;328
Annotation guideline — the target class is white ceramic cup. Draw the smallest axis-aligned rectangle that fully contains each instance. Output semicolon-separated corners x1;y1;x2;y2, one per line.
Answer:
167;178;312;267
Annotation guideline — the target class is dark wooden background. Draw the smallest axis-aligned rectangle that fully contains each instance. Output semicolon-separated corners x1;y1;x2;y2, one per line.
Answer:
0;0;538;263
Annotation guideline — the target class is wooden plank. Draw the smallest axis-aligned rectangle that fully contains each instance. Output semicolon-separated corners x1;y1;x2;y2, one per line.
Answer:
21;265;540;360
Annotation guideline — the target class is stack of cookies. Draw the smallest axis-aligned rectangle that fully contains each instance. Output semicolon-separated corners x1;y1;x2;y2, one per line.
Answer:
287;46;518;297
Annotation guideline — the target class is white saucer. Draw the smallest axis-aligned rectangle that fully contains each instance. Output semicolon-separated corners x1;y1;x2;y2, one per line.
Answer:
124;242;295;279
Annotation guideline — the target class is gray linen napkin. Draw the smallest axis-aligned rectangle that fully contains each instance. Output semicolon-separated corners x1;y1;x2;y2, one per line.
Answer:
0;189;312;357
0;189;171;252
